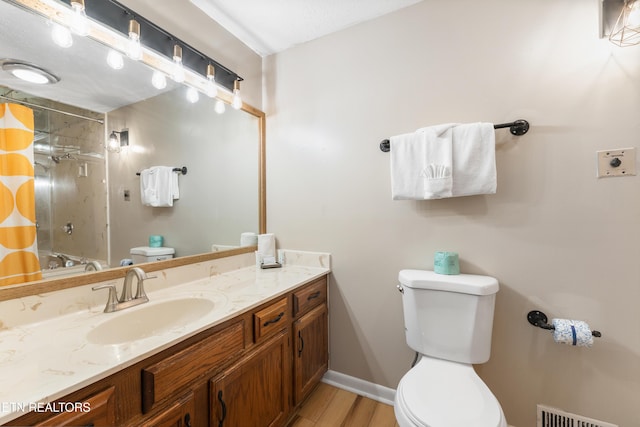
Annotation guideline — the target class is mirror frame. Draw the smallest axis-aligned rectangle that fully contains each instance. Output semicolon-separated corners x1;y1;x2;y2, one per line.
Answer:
0;102;266;302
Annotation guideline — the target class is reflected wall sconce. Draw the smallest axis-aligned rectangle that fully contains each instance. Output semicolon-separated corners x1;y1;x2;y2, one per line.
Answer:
107;129;129;153
602;0;640;46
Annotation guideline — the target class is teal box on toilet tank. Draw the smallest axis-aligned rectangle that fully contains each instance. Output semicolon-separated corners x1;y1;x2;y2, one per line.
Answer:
434;251;460;275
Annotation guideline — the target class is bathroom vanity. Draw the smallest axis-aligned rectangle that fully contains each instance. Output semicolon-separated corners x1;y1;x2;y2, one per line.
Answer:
0;251;329;427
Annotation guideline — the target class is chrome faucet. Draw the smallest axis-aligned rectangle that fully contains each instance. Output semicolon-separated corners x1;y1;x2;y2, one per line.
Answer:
92;267;156;313
84;260;103;272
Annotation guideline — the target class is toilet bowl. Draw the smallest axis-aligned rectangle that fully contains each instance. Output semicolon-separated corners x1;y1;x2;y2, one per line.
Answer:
130;246;175;264
394;357;506;427
395;269;506;427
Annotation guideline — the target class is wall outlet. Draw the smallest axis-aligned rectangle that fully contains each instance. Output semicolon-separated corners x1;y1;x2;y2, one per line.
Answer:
596;147;636;178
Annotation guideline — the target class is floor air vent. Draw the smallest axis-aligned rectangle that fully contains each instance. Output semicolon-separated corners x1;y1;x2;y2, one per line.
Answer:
537;405;618;427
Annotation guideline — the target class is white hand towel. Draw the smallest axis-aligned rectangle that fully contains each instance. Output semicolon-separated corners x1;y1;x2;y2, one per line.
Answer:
139;168;157;206
390;123;455;200
140;166;177;207
257;233;276;257
450;123;496;197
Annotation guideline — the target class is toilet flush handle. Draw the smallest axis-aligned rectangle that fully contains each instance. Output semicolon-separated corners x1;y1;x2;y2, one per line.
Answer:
397;284;404;294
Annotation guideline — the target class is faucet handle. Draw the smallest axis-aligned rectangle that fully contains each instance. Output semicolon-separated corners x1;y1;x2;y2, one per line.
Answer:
134;272;155;301
92;283;118;313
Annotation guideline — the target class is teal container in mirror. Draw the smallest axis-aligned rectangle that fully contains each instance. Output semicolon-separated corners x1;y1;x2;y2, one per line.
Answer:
149;235;164;248
434;251;460;275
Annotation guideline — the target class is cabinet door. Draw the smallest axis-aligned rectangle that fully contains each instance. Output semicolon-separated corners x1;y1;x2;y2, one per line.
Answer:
210;331;290;427
34;386;116;427
293;304;328;405
139;393;194;427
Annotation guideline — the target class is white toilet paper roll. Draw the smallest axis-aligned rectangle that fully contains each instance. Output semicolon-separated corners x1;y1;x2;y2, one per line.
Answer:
257;233;276;257
552;318;594;347
240;232;258;247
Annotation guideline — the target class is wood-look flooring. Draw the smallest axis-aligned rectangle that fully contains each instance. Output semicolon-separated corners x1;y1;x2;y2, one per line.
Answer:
287;382;399;427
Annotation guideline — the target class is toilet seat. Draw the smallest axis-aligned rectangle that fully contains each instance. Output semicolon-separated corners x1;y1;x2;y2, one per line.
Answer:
395;357;505;427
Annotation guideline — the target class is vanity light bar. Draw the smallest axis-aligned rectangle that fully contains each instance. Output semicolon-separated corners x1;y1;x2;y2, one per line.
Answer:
58;0;243;91
9;0;242;101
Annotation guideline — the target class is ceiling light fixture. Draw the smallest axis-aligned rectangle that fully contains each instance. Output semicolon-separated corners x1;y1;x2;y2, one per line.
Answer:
171;44;185;83
69;0;89;36
232;79;242;109
205;64;218;98
609;0;640;46
1;60;60;84
127;18;142;60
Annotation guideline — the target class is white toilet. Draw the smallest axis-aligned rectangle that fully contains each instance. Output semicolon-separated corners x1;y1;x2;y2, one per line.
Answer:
130;246;175;264
394;269;507;427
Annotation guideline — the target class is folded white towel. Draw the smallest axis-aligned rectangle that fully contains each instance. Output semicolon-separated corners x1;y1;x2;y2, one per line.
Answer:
391;123;455;200
390;122;496;200
140;166;179;207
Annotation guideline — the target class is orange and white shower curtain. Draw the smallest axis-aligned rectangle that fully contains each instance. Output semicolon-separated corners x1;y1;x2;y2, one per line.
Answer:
0;103;41;286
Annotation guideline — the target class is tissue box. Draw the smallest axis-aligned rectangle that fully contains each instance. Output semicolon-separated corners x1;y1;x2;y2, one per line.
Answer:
434;251;460;275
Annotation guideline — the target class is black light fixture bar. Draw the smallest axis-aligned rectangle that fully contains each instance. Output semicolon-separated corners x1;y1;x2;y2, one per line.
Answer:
59;0;242;91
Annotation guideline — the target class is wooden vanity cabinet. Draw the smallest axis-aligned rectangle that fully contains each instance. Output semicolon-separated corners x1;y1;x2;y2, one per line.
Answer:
5;274;329;427
291;277;329;405
210;331;291;427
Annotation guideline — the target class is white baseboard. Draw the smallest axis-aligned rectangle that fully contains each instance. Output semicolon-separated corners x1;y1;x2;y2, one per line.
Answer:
321;370;396;406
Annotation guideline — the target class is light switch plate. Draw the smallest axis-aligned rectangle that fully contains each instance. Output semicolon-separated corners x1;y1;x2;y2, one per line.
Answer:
596;148;636;178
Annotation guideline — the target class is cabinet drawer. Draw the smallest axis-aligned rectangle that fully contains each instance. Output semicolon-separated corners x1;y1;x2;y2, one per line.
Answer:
141;320;245;413
293;277;327;317
34;386;116;427
253;297;288;342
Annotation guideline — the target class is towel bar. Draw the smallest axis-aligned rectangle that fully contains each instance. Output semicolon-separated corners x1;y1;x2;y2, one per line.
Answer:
527;310;602;337
379;119;530;152
136;166;187;176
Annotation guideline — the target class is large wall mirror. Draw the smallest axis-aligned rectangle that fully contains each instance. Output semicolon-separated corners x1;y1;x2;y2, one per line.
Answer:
0;0;265;299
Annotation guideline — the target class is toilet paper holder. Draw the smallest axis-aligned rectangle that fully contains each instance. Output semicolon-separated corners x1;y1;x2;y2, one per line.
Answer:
527;310;602;337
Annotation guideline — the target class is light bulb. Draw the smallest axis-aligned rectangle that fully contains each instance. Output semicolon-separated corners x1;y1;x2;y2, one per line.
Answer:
232;79;242;109
127;19;142;60
171;44;185;83
151;70;167;89
214;99;226;114
51;22;73;48
70;0;89;36
107;132;120;153
628;0;640;26
106;50;124;70
186;87;199;103
205;64;218;98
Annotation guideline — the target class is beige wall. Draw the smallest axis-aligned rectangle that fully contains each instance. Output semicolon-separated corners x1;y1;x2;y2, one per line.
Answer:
264;1;640;426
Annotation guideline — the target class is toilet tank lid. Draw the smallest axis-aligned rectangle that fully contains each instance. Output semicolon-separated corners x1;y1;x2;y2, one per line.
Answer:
399;269;498;295
130;246;175;256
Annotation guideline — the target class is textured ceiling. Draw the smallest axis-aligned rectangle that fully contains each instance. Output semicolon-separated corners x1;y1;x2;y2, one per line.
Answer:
190;0;424;56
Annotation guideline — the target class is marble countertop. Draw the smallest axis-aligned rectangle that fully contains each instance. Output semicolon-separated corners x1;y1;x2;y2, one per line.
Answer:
0;254;330;425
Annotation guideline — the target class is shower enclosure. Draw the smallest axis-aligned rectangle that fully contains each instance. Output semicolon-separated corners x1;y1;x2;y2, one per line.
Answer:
26;93;108;271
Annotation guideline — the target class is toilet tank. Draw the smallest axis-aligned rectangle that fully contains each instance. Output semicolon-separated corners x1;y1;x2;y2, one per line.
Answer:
398;269;499;364
130;246;175;264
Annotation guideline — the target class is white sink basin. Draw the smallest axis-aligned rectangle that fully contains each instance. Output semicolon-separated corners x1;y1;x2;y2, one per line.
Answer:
87;298;215;345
